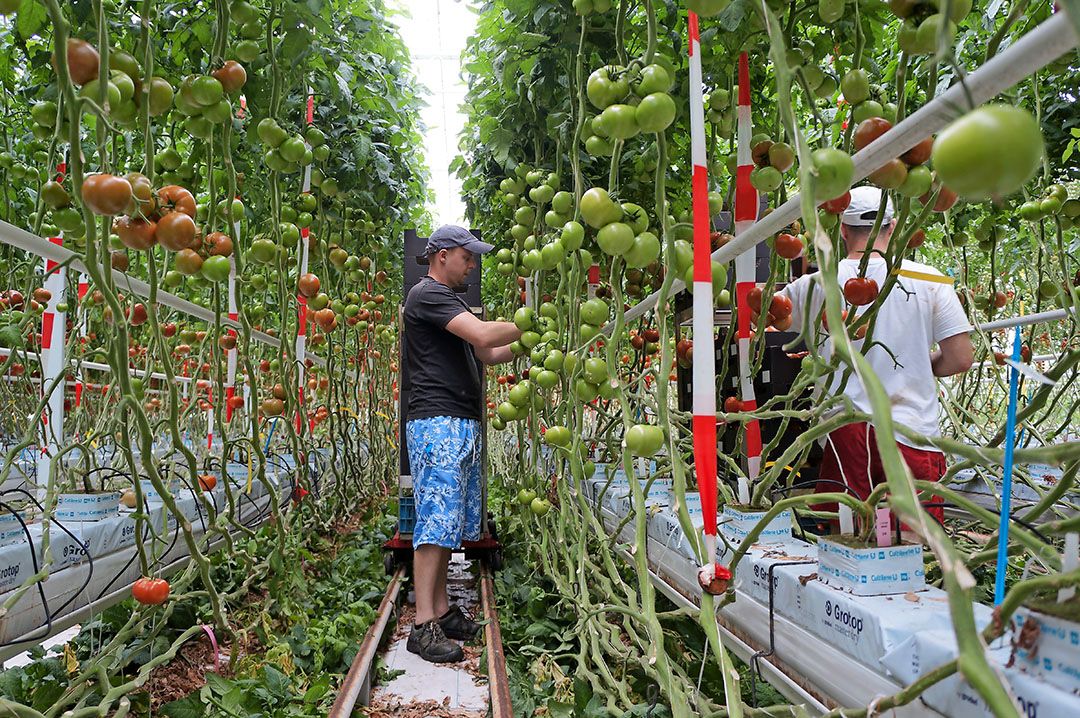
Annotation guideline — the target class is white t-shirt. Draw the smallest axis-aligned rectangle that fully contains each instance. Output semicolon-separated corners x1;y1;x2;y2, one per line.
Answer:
780;257;972;447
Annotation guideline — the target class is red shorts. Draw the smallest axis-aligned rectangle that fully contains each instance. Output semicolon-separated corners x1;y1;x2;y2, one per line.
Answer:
815;422;946;525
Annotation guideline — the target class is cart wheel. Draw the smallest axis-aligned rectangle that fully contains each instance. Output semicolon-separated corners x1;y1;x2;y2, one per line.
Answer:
383;551;397;575
489;550;503;572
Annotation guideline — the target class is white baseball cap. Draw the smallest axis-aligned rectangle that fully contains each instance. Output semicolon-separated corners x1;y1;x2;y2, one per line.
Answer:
842;185;894;227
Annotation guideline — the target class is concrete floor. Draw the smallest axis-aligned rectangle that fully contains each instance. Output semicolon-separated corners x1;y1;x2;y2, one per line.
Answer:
374;555;488;712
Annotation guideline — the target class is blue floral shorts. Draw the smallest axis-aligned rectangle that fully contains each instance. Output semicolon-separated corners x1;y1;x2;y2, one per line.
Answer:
406;416;482;549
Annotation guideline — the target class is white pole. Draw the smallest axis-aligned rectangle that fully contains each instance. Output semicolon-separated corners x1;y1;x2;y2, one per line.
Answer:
38;236;68;498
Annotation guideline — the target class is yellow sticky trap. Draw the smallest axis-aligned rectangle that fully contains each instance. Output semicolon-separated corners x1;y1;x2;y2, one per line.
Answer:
246;452;253;494
893;269;955;285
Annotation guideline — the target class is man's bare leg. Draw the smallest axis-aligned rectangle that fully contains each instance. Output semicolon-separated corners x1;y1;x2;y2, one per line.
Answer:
433;553;450;618
414;544;451;624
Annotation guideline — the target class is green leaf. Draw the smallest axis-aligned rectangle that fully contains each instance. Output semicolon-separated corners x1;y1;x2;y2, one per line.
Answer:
719;0;751;32
205;672;233;696
573;676;593;714
261;664;291;697
15;0;47;39
303;676;332;703
546;700;574;718
159;693;206;718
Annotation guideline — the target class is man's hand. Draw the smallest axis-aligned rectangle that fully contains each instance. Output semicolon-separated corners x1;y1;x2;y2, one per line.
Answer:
445;311;522;349
931;332;974;377
475;344;515;365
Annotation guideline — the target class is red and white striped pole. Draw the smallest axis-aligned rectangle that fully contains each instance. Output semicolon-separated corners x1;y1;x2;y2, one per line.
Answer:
734;52;762;505
295;89;314;434
38;161;68;492
226;96;246;423
224;206;241;422
206;385;214;450
687;13;726;588
73;273;88;409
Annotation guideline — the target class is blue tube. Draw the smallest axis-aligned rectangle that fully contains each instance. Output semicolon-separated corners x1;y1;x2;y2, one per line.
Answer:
264;417;278;454
994;325;1023;605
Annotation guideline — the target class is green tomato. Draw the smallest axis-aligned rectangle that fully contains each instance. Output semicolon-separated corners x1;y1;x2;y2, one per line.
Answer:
580;298;609;325
597;104;640;140
551;191;574;215
580;187;622;229
897;164;933;198
200;255;231;283
574;378;599;402
586;65;629;109
624;424;665;457
561;221;585;251
635;92;676;133
544;425;571;447
529;498;551;516
634;64;672;96
596;222;634;256
840;68;870;105
624;232;661;269
810;148;855;202
583;357;608;384
498;401;520;422
514;306;535;331
931;104;1044;200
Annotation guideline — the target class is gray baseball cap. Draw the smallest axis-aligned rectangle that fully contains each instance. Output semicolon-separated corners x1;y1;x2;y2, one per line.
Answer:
842;186;894;227
424;225;494;255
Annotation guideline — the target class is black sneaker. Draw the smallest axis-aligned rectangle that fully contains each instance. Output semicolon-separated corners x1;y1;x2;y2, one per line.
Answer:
406;620;463;663
439;605;481;641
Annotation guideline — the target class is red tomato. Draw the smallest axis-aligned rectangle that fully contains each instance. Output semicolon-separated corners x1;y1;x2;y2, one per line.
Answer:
819;191;851;214
774;233;804;260
853;117;893;152
843;277;879;306
901;136;934;166
723;396;742;413
746;286;763;313
132;577;170;605
769;294;793;320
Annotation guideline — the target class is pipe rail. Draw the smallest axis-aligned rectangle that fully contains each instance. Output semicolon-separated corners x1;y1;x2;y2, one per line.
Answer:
0;219;328;370
604;12;1079;333
978;306;1078;332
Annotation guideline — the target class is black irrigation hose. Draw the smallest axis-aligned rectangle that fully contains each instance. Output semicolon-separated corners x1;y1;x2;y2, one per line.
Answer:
0;489;94;648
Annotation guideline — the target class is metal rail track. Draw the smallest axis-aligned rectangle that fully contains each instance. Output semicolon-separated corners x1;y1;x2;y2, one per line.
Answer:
329;559;512;717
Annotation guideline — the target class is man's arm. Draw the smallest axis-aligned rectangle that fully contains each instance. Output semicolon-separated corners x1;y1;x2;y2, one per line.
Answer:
931;332;974;377
475;344;515;365
445;311;522;349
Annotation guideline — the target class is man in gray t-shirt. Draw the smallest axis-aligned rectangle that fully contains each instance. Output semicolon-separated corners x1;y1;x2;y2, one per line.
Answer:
402;225;520;664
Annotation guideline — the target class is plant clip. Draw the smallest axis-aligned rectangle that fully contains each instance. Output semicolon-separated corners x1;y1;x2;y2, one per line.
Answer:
697;562;732;595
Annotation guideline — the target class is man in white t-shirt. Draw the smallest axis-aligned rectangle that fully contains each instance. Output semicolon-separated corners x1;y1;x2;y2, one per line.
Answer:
780;186;974;527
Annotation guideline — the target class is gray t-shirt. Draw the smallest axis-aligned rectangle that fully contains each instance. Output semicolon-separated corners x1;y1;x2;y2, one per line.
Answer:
402;276;482;421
